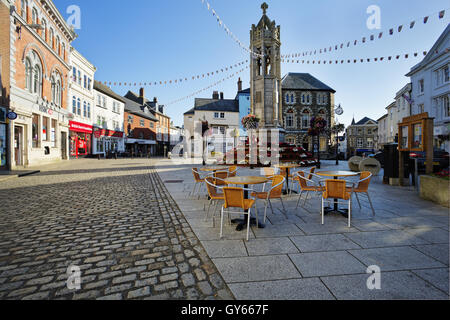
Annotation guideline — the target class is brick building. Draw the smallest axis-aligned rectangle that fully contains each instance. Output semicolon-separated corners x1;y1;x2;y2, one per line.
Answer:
0;0;10;170
124;88;170;157
122;93;158;157
4;0;76;169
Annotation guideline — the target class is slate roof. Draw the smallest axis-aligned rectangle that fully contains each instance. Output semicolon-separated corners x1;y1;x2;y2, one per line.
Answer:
122;96;158;122
193;98;239;113
184;108;195;115
94;81;126;103
281;73;336;92
355;117;377;125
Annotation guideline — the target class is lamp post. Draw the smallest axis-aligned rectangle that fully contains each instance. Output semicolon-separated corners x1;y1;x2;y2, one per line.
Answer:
333;104;344;166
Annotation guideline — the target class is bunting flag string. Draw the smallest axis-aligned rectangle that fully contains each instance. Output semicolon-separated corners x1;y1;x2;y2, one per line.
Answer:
165;66;249;106
280;50;444;65
281;8;448;58
99;60;248;87
200;0;263;58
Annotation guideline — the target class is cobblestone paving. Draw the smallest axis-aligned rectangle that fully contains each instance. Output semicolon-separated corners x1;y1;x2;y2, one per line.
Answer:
0;159;234;300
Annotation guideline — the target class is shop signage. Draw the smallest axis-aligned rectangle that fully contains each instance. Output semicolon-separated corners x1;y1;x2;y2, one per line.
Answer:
69;121;93;134
94;129;124;138
7;111;17;120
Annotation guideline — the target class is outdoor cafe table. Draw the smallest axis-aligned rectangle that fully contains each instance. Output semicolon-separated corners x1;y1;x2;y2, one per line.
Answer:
200;166;229;173
224;176;268;231
274;163;300;194
316;170;359;217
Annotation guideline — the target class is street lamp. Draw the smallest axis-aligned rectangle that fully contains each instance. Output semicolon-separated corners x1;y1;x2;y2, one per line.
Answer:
333;104;344;166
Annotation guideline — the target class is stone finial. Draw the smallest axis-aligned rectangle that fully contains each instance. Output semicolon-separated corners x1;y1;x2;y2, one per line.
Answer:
261;2;268;15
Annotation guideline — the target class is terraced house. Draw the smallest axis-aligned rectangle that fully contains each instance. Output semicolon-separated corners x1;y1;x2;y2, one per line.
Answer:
3;0;76;169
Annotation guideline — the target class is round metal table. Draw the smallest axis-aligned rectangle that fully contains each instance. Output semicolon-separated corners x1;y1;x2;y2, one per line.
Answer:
316;170;359;217
224;176;268;231
275;163;300;194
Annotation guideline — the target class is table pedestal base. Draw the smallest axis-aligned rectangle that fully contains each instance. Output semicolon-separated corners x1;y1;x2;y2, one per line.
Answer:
231;217;265;231
324;207;349;218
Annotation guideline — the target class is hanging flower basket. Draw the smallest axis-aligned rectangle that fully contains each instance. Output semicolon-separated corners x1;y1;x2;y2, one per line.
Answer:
308;117;327;136
242;114;260;130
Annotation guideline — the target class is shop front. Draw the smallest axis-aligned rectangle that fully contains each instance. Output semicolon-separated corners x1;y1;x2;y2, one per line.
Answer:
0;107;8;170
69;120;93;158
93;128;125;156
125;138;156;157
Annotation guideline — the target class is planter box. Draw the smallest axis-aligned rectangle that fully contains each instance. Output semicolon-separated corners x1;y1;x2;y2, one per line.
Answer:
419;175;450;207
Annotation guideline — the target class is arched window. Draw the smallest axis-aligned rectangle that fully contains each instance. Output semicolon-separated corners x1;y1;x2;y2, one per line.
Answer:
72;96;76;114
301;109;310;129
49;28;54;47
51;71;62;106
51;76;56;102
41;19;47;40
301;92;312;105
87;103;91;118
33;64;41;95
77;98;81;115
56;36;60;55
25;58;32;92
61;43;65;59
31;7;38;25
21;0;27;20
290;94;294;103
56;79;61;106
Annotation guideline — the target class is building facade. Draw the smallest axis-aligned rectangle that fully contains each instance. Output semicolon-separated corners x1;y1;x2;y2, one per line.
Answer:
184;91;240;156
281;72;336;155
68;49;95;158
6;0;76;169
92;81;125;156
377;113;389;147
406;24;450;152
124;88;170;157
122;95;158;157
0;0;10;170
235;78;251;136
346;117;378;157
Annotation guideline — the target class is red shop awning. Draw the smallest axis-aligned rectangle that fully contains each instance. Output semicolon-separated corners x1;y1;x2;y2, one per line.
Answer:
69;121;93;134
93;129;124;138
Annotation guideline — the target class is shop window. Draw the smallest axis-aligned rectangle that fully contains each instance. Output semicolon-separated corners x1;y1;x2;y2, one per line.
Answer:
51;119;57;147
72;96;76;114
32;114;40;148
42;117;49;141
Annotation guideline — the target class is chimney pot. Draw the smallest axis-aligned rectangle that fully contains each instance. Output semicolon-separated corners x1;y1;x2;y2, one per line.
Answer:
220;92;224;100
139;88;145;98
238;77;242;92
212;91;219;100
153;97;157;103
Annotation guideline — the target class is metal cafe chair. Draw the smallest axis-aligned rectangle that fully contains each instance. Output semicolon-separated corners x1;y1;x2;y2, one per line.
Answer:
347;171;376;216
293;171;325;209
321;179;354;227
190;168;207;199
228;165;239;177
204;177;226;227
221;187;259;241
251;175;286;223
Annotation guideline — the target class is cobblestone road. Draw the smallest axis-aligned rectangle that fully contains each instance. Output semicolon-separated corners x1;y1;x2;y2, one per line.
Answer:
0;159;234;300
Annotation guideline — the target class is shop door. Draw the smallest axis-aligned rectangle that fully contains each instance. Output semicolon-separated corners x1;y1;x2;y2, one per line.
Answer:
14;126;23;166
61;132;67;160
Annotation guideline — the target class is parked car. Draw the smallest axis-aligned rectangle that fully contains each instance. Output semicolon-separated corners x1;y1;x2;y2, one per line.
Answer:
409;149;449;173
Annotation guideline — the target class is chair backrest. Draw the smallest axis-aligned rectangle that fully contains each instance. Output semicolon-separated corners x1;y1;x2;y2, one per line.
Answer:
356;171;372;192
297;171;309;189
308;167;316;180
269;175;285;198
324;180;347;199
223;187;245;209
192;168;202;182
205;177;222;198
228;166;238;177
263;167;275;178
214;171;229;186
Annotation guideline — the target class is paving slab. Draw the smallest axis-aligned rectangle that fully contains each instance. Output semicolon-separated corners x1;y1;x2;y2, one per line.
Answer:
201;240;248;259
411;268;449;294
348;246;446;271
295;221;359;235
343;230;429;249
228;278;335;300
212;255;301;283
412;244;449;265
244;237;300;256
404;227;449;244
321;271;449;300
289;234;361;252
251;223;305;238
289;251;367;277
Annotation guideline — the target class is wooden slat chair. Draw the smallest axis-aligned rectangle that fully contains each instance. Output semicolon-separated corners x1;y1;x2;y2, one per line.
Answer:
204;177;226;227
291;166;316;195
321;180;354;227
221;187;258;241
213;171;229;187
347;171;375;216
294;171;325;209
251;175;286;223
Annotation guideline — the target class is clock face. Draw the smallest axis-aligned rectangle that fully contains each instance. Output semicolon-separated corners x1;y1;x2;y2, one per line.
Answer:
335;106;344;116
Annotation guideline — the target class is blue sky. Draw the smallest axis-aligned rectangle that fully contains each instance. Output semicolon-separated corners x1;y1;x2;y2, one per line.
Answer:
53;0;450;127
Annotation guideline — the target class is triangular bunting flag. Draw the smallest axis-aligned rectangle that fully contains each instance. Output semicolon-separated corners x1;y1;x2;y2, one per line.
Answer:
410;21;415;28
439;10;445;19
423;16;429;24
398;25;403;32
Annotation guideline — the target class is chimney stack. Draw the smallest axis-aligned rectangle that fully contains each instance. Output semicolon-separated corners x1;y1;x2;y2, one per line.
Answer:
212;91;219;100
237;77;242;92
220;92;224;100
153;97;158;104
139;87;145;98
